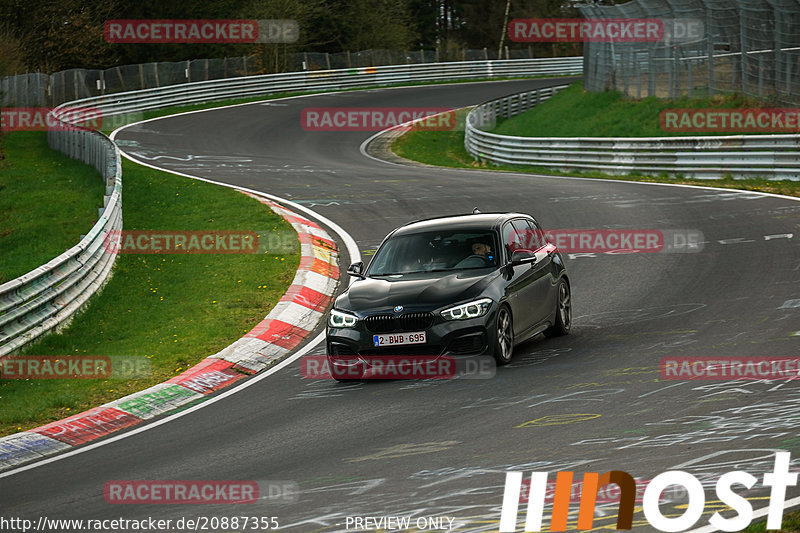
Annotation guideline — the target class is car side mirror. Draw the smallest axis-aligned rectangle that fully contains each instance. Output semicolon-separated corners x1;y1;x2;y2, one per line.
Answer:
509;250;537;265
347;261;366;278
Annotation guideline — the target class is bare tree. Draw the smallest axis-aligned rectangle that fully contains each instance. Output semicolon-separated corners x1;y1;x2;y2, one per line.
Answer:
0;27;25;76
238;0;329;73
497;0;511;59
330;0;417;52
7;0;119;71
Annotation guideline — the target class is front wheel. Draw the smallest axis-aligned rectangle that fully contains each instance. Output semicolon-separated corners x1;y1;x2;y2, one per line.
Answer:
544;279;571;337
493;306;515;365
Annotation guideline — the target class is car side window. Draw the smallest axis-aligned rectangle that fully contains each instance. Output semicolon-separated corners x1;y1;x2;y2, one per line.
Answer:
510;219;539;252
502;222;521;260
523;219;546;250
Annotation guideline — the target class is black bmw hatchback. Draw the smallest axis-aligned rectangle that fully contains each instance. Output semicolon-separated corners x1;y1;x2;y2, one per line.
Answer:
325;212;571;374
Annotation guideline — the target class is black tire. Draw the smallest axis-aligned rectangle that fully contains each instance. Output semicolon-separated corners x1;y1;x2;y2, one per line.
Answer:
493;305;515;365
544;278;571;337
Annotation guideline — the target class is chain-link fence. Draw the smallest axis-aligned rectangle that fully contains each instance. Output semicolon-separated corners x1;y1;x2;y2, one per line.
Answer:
579;0;800;105
1;47;548;108
295;50;439;70
1;56;258;107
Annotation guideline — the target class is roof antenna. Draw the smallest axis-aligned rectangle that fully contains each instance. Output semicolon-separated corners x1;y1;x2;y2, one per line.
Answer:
472;207;481;214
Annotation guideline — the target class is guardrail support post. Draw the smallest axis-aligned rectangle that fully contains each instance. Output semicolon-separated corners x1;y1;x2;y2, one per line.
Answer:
707;10;714;97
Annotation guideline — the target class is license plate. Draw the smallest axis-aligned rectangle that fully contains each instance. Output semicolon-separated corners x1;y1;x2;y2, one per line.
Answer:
373;331;426;347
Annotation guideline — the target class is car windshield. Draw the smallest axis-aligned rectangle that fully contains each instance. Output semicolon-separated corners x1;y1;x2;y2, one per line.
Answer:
367;230;498;276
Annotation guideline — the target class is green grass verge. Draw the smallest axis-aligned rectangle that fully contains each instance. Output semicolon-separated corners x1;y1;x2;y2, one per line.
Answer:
491;82;793;137
0;158;299;437
391;105;800;198
0;132;105;284
743;510;800;532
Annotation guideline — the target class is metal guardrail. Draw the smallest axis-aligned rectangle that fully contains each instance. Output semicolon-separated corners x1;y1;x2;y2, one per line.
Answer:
465;87;800;180
0;114;122;357
0;57;583;356
71;58;583;121
0;50;571;108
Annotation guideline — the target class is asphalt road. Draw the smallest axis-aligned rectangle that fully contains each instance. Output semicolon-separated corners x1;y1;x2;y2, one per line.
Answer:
2;78;799;533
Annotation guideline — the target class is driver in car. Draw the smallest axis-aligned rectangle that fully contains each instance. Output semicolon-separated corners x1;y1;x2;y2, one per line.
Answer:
454;238;495;268
471;240;493;260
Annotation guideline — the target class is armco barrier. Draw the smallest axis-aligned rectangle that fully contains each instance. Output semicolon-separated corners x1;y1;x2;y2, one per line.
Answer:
70;58;583;121
465;88;800;180
0;117;121;357
0;196;339;471
0;57;582;356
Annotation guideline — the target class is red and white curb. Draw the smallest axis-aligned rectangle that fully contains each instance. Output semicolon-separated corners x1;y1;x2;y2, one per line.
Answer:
207;193;338;373
0;194;339;471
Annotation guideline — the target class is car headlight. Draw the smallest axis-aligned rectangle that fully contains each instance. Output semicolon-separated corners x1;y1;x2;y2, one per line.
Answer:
441;298;493;321
328;309;359;328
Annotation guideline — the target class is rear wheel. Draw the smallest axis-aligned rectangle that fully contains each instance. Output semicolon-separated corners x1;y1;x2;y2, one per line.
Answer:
493;306;514;365
544;279;571;337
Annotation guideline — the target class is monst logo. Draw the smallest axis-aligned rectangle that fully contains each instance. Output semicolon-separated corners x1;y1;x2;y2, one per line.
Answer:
499;452;797;532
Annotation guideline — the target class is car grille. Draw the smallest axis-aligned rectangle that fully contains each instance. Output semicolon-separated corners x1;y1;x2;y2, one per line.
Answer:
364;312;435;333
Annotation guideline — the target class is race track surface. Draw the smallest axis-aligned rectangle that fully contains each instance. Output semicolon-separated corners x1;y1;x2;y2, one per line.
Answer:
2;78;799;532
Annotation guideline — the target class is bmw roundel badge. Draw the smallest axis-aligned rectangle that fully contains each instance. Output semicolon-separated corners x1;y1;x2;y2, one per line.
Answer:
394;305;404;313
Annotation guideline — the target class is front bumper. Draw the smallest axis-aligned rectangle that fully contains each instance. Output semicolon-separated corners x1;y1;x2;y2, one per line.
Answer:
326;309;496;359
